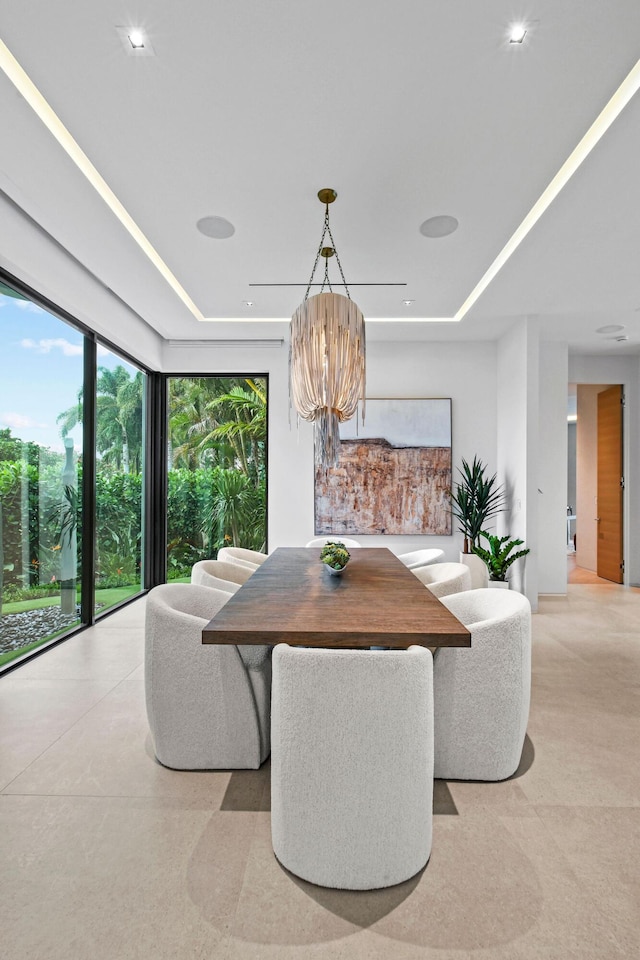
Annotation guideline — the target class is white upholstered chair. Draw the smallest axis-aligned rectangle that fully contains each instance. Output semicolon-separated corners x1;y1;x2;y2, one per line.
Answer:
271;644;434;889
397;548;444;569
435;588;531;781
145;583;271;770
217;546;268;570
412;562;472;598
191;558;253;593
305;536;362;549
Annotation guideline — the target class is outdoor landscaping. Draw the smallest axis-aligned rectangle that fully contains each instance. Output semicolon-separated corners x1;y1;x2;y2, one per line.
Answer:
0;372;267;667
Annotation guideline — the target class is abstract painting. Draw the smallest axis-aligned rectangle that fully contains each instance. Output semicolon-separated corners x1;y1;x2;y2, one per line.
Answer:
314;398;452;536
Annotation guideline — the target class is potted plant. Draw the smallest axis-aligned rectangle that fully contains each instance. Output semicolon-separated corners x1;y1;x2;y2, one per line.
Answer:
472;531;530;587
320;541;351;576
450;456;506;588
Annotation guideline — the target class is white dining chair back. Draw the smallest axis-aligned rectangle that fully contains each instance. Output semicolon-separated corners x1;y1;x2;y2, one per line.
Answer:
397;548;444;569
217;546;268;570
305;536;362;549
271;643;433;889
435;588;531;781
412;562;472;598
191;559;253;593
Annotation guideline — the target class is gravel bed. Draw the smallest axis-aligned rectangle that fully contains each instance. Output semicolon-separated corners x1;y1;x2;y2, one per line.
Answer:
0;605;82;654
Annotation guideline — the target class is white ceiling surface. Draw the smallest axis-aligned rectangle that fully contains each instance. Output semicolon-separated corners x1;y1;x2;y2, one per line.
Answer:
1;1;640;352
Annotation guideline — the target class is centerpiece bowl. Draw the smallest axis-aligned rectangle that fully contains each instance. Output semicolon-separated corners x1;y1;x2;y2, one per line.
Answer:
319;541;351;576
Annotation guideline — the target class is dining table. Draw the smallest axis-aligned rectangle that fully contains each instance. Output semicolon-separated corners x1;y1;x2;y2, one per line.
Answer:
201;546;471;648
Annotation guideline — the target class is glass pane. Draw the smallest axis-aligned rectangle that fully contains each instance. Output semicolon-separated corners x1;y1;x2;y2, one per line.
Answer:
167;377;267;581
95;350;145;615
0;285;83;667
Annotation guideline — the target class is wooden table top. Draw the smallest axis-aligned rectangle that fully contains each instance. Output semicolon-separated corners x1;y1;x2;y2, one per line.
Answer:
202;547;471;649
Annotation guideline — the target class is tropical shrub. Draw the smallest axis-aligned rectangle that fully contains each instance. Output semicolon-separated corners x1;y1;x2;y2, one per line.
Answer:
472;531;530;582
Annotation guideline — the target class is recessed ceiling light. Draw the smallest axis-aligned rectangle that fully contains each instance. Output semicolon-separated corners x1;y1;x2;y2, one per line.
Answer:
196;216;235;239
596;324;625;334
419;215;459;238
509;24;527;44
402;300;414;306
115;26;155;56
243;301;254;307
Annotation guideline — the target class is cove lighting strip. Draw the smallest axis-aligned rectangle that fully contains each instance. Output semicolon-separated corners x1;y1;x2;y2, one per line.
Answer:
1;36;640;325
0;37;205;323
454;57;640;322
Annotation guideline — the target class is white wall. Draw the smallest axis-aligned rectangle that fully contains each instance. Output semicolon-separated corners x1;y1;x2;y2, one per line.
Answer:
497;318;539;607
0;193;163;369
538;342;569;594
569;354;639;586
162;338;499;559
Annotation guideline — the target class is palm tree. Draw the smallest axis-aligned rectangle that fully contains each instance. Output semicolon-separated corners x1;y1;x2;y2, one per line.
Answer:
95;367;143;474
169;377;266;482
198;379;266;482
168;377;237;470
57;366;143;474
206;468;252;547
56;388;83;438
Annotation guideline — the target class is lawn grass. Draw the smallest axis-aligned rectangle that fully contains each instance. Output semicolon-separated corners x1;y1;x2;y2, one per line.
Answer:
95;586;141;609
2;595;64;614
2;585;140;616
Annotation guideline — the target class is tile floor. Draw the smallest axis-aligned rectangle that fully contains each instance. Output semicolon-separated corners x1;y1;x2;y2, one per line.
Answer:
567;552;613;585
1;584;639;960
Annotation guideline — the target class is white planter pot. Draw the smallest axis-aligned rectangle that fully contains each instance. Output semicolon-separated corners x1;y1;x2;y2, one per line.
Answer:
488;580;510;589
459;552;488;589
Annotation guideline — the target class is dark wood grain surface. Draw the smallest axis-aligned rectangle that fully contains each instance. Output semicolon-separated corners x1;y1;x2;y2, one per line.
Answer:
202;547;471;648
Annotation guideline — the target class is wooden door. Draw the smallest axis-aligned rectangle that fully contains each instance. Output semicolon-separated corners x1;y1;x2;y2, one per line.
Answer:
597;385;624;583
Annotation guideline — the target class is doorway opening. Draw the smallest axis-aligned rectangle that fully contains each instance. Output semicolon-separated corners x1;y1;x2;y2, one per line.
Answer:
567;382;624;585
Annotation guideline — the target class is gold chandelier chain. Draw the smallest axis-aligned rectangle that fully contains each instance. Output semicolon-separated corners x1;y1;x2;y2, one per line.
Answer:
303;205;351;301
324;218;350;299
322;256;332;293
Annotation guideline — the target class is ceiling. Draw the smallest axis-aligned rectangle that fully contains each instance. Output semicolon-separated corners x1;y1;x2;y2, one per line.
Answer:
1;1;640;353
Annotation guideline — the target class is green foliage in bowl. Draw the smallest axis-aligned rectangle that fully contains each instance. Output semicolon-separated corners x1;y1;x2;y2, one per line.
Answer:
319;541;351;571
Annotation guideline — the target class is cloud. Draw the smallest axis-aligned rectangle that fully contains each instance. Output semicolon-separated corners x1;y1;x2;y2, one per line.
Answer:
13;299;45;314
1;412;48;430
20;337;83;356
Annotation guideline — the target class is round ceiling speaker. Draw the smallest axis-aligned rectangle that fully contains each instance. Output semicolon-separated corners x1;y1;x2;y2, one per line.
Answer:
196;216;235;239
419;215;459;238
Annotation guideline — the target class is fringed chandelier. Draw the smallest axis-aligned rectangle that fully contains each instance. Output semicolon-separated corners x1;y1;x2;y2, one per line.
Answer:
290;188;366;466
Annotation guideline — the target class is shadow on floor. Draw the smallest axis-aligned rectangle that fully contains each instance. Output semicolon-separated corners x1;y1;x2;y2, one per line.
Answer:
222;764;460;815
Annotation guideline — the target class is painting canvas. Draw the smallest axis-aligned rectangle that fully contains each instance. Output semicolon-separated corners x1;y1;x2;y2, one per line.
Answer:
314;398;452;536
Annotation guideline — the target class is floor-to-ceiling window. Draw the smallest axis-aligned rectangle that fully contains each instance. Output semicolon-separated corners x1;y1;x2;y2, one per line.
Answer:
0;281;83;666
0;274;150;670
166;376;267;580
93;349;145;615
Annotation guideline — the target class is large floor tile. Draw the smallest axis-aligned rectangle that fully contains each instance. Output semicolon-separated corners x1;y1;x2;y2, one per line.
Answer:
0;794;228;960
2;677;251;803
533;805;640;952
11;626;144;681
0;677;116;790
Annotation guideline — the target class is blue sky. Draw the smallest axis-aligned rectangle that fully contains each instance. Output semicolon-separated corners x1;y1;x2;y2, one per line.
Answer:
0;291;136;455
